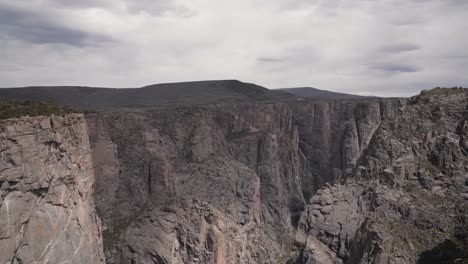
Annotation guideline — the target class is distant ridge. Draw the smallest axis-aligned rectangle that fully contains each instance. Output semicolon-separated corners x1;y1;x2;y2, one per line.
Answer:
0;80;292;110
0;81;372;110
279;87;369;100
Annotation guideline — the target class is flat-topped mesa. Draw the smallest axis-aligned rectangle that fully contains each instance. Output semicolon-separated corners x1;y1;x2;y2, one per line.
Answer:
0;114;105;264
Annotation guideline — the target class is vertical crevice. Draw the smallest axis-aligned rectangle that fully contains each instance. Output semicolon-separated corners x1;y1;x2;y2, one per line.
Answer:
256;138;263;164
354;117;362;153
148;160;152;194
378;99;385;122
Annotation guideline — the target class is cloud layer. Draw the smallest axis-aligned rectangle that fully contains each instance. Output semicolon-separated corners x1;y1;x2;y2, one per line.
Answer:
0;0;467;96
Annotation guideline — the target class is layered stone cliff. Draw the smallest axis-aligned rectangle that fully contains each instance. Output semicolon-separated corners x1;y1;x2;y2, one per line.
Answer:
86;88;467;264
288;98;405;192
0;115;105;263
290;89;468;263
86;103;310;263
1;85;467;264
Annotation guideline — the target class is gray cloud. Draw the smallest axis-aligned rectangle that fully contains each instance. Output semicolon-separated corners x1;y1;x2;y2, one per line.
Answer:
48;0;114;9
391;17;425;26
50;0;192;16
380;43;421;54
0;4;112;46
0;65;22;73
370;63;420;73
0;0;467;97
125;0;192;16
257;57;286;63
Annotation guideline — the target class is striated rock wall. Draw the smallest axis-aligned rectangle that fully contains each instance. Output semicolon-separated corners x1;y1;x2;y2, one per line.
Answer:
291;90;468;263
86;90;468;264
1;86;466;264
86;103;310;263
1;87;466;264
289;98;405;195
0;115;105;264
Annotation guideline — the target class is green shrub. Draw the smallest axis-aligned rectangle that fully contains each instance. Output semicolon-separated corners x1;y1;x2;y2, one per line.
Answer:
0;100;79;119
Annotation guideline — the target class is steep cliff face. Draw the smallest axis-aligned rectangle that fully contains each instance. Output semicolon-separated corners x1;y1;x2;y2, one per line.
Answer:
291;89;468;263
289;98;405;194
0;115;105;264
2;85;464;264
86;103;310;263
85;89;468;264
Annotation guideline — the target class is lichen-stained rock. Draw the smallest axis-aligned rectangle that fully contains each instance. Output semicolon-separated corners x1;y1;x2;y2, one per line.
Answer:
0;115;105;264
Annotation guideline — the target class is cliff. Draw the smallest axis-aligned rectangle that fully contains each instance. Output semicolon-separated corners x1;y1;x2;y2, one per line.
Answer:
0;115;105;263
1;84;467;264
291;88;468;263
289;98;405;192
86;103;309;263
85;88;468;263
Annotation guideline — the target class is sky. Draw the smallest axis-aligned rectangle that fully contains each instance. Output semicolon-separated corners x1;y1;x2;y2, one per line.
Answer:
0;0;467;97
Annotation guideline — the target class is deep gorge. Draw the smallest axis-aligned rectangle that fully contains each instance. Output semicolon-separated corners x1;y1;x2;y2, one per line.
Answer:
0;83;467;263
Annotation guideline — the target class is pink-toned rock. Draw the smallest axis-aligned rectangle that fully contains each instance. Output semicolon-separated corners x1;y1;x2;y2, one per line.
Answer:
0;115;105;264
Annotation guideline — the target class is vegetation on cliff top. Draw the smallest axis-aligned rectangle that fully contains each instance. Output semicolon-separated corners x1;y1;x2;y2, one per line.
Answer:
0;100;79;119
420;87;467;96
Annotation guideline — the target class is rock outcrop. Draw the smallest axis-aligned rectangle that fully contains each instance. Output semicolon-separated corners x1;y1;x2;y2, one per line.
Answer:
291;88;468;263
0;115;105;264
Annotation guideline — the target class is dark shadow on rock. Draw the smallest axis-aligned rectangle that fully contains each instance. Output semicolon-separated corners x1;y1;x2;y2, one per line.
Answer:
418;239;468;264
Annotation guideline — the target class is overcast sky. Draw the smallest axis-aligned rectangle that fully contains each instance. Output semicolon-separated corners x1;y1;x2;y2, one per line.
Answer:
0;0;467;96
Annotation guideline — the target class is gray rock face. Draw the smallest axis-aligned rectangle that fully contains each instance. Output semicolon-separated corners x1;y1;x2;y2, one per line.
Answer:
0;115;105;264
288;98;405;194
291;89;468;263
85;89;468;264
86;103;310;263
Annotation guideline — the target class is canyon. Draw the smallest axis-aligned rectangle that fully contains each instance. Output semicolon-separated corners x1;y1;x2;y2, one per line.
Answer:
0;81;467;263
